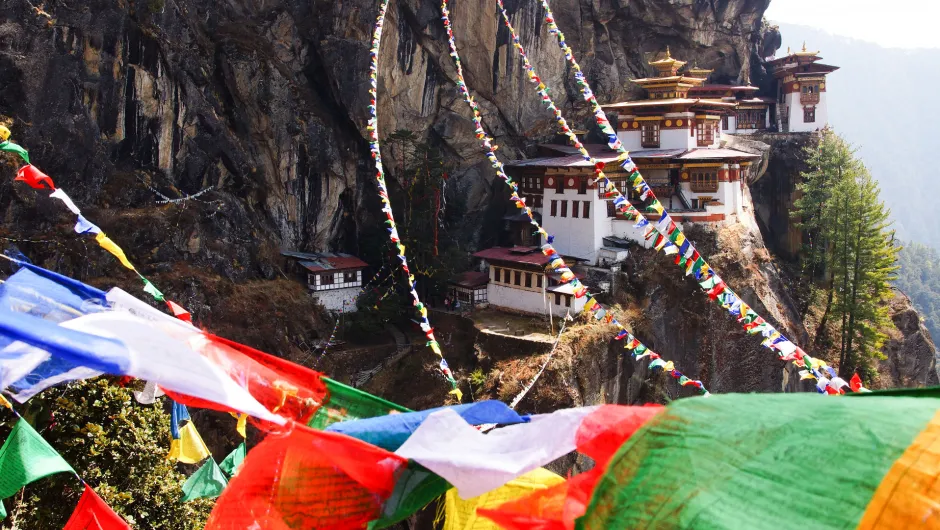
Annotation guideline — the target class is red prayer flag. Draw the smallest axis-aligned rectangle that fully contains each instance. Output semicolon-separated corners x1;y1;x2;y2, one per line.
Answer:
162;335;328;428
850;373;863;392
63;484;130;530
15;164;56;190
165;300;192;322
206;423;407;530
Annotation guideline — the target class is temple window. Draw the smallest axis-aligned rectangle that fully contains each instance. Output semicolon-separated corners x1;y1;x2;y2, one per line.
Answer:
696;121;715;146
801;84;820;104
736;109;763;130
641;123;660;148
804;106;816;123
690;169;719;193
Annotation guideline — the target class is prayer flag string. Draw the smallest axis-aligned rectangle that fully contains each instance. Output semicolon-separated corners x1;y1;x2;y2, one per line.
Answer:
439;0;705;395
534;0;850;393
366;2;461;399
0;125;173;308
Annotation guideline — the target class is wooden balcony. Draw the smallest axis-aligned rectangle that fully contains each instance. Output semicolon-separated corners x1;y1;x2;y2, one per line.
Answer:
800;93;820;105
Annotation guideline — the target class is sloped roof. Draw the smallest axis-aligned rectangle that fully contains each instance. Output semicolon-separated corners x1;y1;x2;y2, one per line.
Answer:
473;246;550;266
508;147;684;168
283;251;368;272
678;148;761;160
448;271;489;289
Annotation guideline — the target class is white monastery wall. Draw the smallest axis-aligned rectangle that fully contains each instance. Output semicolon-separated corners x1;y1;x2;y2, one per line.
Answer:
313;286;360;312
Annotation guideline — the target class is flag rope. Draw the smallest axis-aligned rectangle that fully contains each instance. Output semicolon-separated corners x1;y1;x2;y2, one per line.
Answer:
530;0;846;392
0;127;178;309
366;1;461;400
439;0;707;395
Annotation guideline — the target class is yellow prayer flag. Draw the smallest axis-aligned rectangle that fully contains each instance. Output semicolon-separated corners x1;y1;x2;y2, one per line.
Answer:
0;394;11;409
449;388;464;402
167;422;211;464
228;412;248;438
236;413;247;438
444;468;564;530
95;232;136;270
0;124;10;141
582;297;597;315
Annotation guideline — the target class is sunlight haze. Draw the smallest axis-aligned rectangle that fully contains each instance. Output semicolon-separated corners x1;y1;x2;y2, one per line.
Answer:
765;0;940;49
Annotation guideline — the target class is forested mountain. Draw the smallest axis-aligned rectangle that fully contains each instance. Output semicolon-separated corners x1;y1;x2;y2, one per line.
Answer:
894;243;940;346
775;24;940;249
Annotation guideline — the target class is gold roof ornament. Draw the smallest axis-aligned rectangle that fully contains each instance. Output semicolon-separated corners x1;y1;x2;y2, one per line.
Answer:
649;46;686;77
795;42;820;57
687;62;714;80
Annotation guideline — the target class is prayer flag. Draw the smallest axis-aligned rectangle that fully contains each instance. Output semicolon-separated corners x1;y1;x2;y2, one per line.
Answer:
219;442;246;477
395;406;598;499
182;458;228;501
326;400;524;452
14;164;55;190
0;141;29;163
206;424;407;530
94;233;135;270
63;484;130;529
443;468;564;530
74;215;101;235
580;391;940;529
133;380;164;405
0;418;74;501
850;373;863;392
167;422;210;464
49;189;81;215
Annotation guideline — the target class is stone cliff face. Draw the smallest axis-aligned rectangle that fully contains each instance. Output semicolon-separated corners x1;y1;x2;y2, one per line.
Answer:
875;291;940;389
0;0;772;279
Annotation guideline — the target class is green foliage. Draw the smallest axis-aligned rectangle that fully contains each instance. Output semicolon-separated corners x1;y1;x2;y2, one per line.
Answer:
357;130;472;327
468;368;487;388
794;130;899;376
147;0;165;14
894;242;940;344
0;379;213;529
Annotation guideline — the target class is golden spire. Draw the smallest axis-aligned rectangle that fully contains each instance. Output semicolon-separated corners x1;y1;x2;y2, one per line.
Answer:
666;46;672;59
802;42;807;52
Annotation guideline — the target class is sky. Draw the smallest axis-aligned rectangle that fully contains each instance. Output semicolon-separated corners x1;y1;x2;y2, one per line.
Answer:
764;0;940;49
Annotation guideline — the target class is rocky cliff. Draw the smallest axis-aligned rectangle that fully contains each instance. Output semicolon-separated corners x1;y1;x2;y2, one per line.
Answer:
0;0;772;274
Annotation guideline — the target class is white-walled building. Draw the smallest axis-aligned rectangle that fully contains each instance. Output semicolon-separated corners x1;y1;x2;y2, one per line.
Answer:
504;50;760;265
282;251;368;312
766;45;839;133
472;247;587;317
447;271;489;309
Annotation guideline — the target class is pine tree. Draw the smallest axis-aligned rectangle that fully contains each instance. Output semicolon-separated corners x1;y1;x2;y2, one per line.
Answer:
793;131;899;376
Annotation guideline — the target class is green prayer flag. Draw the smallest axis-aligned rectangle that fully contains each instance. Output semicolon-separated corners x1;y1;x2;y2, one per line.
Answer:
1;498;6;519
578;391;940;530
0;418;74;501
692;256;705;272
0;141;29;164
181;458;227;502
142;278;165;302
219;442;246;477
307;377;409;430
369;463;450;529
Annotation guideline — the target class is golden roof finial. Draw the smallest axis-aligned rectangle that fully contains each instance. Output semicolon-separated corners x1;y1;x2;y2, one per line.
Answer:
665;46;671;59
802;42;807;52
